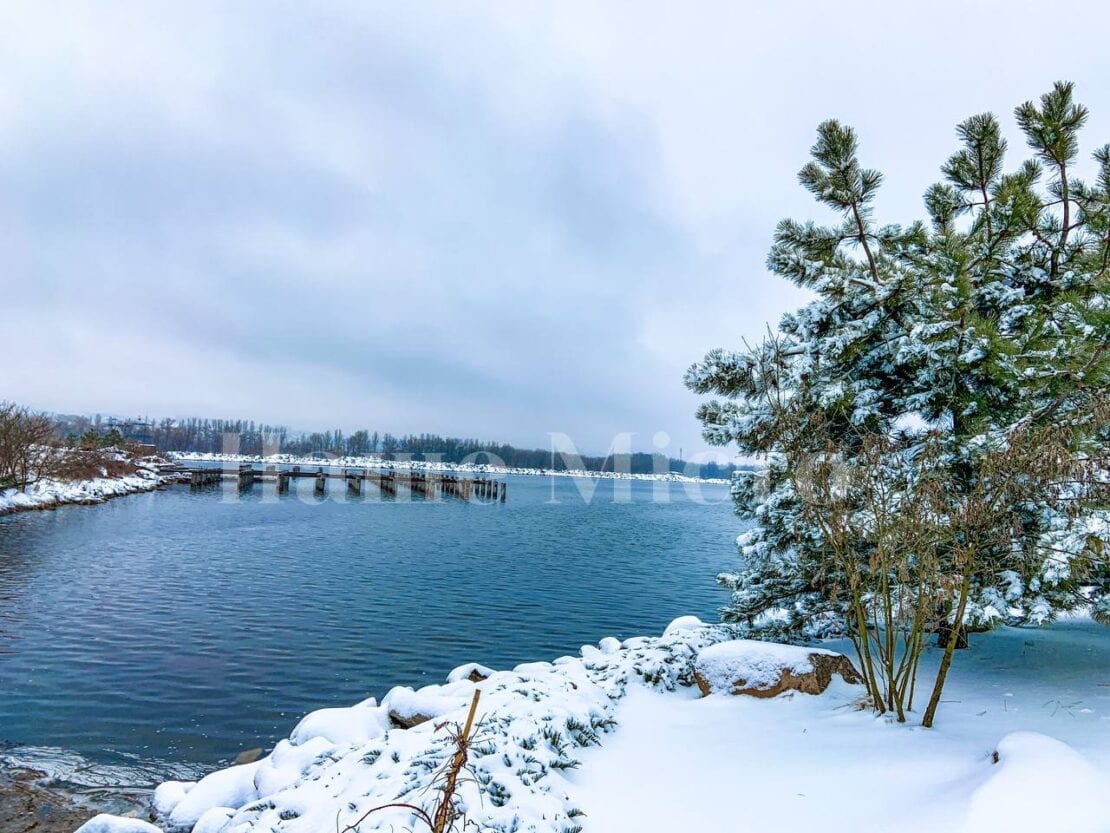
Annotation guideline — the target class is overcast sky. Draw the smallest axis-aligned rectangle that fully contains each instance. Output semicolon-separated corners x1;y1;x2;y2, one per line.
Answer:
3;1;1109;457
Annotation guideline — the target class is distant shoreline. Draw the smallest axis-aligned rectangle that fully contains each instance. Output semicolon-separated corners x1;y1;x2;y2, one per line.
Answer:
168;451;734;485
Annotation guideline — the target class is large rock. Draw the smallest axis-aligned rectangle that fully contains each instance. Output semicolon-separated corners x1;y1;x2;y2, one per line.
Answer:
694;639;862;698
382;684;473;730
446;662;494;683
388;709;434;729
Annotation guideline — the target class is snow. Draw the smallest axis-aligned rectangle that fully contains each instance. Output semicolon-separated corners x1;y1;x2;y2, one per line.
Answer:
288;700;387;746
75;816;163;833
162;761;264;828
380;681;477;725
597;637;622;654
86;616;1110;833
446;662;496;682
962;732;1106;833
694;638;839;692
152;782;194;818
576;618;1110;833
190;809;236;833
129;616;728;833
0;466;163;516
661;614;705;636
169;451;731;485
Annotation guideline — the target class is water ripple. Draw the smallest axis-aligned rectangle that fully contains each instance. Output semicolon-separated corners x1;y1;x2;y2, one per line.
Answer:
0;477;739;766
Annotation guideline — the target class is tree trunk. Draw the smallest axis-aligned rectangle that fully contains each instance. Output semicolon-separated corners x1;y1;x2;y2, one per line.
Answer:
922;570;972;728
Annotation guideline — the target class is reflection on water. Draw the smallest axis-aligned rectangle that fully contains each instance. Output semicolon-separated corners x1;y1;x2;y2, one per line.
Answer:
0;476;739;767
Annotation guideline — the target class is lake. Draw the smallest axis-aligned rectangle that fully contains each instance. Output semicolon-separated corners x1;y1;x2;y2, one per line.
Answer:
0;475;739;770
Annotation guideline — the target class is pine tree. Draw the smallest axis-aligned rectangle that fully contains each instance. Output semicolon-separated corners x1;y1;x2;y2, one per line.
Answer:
687;83;1109;715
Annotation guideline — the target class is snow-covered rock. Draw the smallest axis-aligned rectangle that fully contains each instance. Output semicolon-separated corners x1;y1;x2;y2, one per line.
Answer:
383;681;476;728
152;781;193;818
598;636;622;654
191;807;235;833
74;815;163;833
162;762;262;829
662;615;705;636
694;639;862;697
289;701;387;746
446;662;494;683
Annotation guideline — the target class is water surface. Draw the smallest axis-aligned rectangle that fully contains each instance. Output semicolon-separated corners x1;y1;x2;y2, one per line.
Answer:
0;475;739;767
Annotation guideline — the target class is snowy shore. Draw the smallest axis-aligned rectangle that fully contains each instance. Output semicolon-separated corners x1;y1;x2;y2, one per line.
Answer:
167;452;733;485
78;615;1110;833
0;465;164;517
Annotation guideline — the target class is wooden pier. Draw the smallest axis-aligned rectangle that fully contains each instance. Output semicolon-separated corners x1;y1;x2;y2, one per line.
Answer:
170;464;507;502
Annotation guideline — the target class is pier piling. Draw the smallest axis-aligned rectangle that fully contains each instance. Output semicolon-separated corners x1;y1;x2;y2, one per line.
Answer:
175;464;505;503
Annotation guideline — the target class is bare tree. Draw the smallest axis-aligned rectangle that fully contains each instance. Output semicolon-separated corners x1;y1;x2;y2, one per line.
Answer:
0;402;63;490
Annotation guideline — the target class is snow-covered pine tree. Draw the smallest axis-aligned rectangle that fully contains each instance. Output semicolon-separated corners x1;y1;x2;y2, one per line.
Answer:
687;82;1108;646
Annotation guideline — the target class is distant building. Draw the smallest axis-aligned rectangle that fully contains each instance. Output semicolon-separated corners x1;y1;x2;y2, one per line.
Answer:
105;417;155;444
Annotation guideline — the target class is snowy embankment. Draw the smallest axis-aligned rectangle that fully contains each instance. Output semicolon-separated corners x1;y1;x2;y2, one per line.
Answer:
79;616;1110;833
168;452;731;485
0;464;164;516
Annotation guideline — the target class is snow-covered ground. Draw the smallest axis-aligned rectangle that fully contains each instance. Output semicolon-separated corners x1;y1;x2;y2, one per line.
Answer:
79;615;1110;833
575;619;1110;833
168;452;732;484
0;464;164;516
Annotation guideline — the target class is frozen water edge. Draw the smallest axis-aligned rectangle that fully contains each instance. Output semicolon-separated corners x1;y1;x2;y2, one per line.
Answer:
0;744;206;820
80;616;1110;833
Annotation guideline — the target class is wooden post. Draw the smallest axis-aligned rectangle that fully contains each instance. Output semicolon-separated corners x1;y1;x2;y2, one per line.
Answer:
500;480;506;502
315;472;326;494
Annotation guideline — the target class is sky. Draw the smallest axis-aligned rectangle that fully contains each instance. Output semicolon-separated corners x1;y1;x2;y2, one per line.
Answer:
2;1;1109;458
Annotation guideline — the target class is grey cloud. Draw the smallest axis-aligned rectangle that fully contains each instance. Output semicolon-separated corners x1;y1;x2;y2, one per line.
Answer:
3;1;1109;455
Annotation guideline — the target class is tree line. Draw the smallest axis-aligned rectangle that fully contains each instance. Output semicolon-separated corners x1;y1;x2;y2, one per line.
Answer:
46;414;739;478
